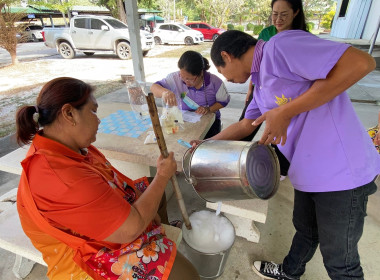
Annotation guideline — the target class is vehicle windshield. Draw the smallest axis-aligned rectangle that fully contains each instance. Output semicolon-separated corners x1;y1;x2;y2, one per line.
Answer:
29;26;43;30
104;19;128;29
178;24;192;30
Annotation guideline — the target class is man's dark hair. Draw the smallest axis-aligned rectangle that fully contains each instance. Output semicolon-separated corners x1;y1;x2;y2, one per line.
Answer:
211;30;257;67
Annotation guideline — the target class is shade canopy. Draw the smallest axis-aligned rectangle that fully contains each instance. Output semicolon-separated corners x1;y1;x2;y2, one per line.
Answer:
144;15;165;22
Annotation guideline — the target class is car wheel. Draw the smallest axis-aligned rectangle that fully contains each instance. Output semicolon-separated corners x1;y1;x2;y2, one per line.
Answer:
184;37;194;45
154;36;162;45
116;41;132;60
58;42;75;59
142;50;149;57
32;34;38;42
84;52;95;56
212;34;219;41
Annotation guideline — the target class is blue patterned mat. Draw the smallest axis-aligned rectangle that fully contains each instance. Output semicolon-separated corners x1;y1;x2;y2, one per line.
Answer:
98;110;151;138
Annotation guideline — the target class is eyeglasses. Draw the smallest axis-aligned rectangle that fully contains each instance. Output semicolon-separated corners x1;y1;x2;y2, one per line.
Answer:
181;74;199;84
272;12;290;21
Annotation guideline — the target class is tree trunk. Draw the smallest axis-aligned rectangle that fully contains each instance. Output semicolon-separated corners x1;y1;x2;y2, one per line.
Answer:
118;0;127;23
67;10;72;22
10;49;19;65
61;12;68;27
66;0;71;22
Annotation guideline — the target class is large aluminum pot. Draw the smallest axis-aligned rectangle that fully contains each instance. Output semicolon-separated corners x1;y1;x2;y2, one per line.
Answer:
182;140;280;202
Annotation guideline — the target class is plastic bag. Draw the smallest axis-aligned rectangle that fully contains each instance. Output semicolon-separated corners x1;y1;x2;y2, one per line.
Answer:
144;131;157;144
125;76;149;120
160;105;184;134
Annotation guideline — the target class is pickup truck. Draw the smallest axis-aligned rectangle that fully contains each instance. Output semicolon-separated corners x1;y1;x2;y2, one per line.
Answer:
42;15;154;60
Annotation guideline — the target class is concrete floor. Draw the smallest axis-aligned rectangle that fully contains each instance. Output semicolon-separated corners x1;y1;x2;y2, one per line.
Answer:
2;173;377;280
170;174;380;280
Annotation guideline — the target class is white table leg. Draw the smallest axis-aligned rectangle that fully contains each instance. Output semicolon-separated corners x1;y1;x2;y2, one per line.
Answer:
12;255;36;279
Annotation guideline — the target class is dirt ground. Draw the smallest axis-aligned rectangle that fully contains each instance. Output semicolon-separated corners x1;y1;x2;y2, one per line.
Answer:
0;42;213;137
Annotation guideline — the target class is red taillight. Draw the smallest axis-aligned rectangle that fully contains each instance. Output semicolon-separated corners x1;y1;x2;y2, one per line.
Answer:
42;31;45;41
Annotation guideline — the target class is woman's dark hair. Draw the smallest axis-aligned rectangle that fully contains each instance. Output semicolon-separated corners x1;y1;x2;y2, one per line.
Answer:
177;50;210;76
271;0;308;31
16;77;93;145
211;30;257;67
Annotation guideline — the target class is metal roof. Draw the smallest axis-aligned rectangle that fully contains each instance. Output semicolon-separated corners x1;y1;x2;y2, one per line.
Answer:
4;5;161;16
71;6;109;12
2;6;52;14
138;8;161;14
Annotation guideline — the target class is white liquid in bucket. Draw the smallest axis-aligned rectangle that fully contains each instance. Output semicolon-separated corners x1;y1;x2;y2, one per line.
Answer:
216;201;222;216
182;210;235;254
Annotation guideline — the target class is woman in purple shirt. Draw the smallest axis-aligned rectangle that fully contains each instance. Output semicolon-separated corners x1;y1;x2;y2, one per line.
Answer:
205;30;380;280
151;51;230;138
241;0;309;179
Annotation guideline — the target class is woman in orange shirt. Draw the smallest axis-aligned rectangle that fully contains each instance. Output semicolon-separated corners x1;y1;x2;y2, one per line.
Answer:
16;77;199;280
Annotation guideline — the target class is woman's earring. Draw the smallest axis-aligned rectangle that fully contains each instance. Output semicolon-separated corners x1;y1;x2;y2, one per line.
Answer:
73;122;76;126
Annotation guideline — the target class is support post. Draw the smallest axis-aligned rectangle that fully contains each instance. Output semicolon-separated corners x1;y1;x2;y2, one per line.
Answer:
124;0;146;82
369;16;380;55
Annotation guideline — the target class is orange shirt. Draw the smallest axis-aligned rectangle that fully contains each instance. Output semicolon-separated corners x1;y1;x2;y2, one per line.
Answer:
17;133;176;280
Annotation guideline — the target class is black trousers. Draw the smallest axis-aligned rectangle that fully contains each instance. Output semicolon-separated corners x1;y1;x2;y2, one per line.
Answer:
283;181;377;279
204;118;221;139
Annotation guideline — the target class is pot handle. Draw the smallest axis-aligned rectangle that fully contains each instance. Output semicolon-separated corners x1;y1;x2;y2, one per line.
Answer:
182;147;195;185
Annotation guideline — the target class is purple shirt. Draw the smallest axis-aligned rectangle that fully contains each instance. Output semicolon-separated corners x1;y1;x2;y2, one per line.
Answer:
245;30;380;192
155;71;230;119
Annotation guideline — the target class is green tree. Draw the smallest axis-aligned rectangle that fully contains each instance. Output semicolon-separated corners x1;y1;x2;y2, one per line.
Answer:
151;0;166;21
91;0;119;19
303;0;335;29
253;24;264;35
230;0;251;25
192;0;246;28
34;0;74;27
0;0;27;65
321;7;335;30
90;0;157;22
194;0;213;24
249;0;272;26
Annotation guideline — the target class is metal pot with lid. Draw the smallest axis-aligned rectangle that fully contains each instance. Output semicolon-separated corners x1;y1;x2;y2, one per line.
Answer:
182;140;280;202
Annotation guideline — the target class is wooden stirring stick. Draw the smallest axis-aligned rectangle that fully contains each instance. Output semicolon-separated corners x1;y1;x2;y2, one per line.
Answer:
146;92;192;230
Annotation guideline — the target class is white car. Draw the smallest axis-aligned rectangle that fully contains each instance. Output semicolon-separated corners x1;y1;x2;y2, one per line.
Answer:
17;25;43;42
153;23;204;45
42;15;154;60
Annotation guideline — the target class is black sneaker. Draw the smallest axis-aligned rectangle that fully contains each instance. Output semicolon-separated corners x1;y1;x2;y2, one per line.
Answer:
252;261;299;280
